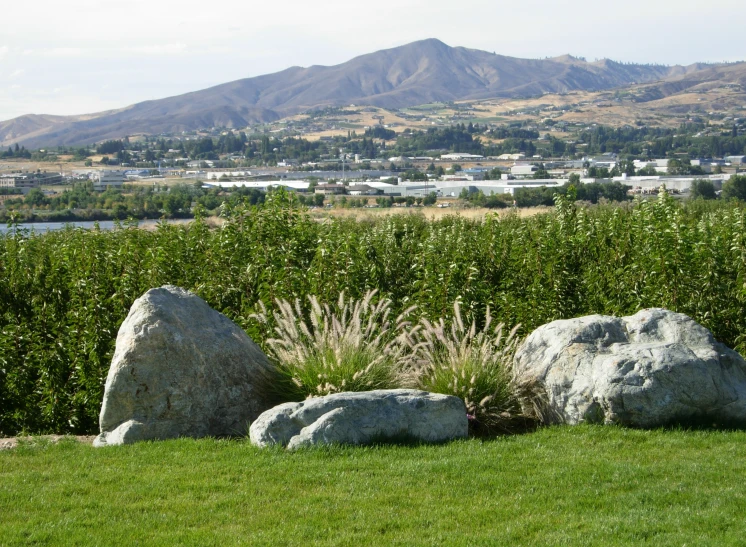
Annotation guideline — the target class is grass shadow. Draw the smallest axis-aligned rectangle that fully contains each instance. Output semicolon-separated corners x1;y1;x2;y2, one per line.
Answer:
652;415;746;433
468;415;543;439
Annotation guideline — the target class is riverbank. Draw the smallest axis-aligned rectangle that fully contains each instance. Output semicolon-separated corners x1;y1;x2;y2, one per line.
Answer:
0;210;195;225
0;216;230;233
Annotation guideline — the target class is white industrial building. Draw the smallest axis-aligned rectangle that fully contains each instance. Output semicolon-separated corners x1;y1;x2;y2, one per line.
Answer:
201;180;311;192
612;173;731;193
440;153;484;161
373;179;568;198
202;170;253;179
510;164;539;176
195;172;737;200
92;170;126;190
633;159;669;173
495;153;526;161
347;185;382;196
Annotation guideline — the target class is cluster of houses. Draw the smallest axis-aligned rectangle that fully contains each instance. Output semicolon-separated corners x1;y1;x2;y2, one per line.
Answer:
202;173;737;199
202;151;744;199
3;151;743;200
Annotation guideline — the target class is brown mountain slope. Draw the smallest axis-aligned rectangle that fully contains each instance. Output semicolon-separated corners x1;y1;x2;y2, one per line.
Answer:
0;38;737;147
630;62;746;102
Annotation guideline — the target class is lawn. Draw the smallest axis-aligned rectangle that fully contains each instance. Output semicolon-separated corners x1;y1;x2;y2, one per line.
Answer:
2;425;745;545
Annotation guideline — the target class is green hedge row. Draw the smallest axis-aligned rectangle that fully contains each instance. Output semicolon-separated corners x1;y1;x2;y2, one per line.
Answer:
2;191;745;435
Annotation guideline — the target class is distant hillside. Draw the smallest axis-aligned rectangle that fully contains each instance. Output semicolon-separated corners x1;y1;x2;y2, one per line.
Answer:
0;39;738;148
627;62;746;103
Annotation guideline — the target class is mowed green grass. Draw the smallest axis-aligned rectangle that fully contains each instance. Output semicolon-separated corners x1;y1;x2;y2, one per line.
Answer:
2;426;746;545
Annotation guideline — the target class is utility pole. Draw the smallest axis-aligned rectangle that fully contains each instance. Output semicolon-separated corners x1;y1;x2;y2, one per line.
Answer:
340;148;345;183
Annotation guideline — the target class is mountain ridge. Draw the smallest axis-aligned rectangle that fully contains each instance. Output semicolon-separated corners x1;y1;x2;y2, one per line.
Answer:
0;38;740;147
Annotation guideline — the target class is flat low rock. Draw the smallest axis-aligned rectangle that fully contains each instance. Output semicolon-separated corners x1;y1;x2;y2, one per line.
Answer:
95;286;277;446
514;308;746;427
250;389;468;449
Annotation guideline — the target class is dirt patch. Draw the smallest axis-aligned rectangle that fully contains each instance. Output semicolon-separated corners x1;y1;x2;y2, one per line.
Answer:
0;435;96;450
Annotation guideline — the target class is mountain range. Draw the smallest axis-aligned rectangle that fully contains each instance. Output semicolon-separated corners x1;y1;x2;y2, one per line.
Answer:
2;38;744;148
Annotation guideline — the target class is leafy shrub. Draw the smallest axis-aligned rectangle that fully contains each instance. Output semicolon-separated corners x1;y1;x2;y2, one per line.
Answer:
401;302;541;434
722;175;746;202
2;191;746;435
690;179;717;200
251;291;414;400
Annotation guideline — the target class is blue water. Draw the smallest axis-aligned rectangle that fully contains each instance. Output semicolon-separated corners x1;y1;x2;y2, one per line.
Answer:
0;219;188;233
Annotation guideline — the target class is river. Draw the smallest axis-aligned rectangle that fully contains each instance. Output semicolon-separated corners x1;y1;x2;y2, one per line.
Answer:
0;219;191;234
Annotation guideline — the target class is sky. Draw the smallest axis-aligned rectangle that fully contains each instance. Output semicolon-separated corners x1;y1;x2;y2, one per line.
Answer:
0;0;744;121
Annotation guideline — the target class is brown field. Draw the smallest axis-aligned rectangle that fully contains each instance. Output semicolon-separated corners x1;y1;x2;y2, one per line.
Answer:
308;205;551;222
126;177;193;187
0;158;92;175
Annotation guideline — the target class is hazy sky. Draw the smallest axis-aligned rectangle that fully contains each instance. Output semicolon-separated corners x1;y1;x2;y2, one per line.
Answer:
1;0;743;121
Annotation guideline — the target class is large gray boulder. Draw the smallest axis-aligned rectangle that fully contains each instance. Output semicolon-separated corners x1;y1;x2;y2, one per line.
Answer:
514;308;746;427
94;286;277;446
250;389;468;449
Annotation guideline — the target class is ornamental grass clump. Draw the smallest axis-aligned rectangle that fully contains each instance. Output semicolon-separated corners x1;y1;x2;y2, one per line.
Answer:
402;302;542;435
251;290;415;400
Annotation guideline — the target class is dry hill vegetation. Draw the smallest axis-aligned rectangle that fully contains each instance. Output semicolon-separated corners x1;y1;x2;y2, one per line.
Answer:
291;83;746;142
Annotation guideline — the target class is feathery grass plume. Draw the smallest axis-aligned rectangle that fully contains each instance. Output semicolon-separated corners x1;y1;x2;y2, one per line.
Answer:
401;301;543;435
251;290;416;400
